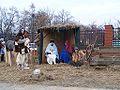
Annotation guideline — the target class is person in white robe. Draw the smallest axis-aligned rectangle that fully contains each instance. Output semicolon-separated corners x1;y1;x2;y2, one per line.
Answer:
46;47;56;64
45;39;59;64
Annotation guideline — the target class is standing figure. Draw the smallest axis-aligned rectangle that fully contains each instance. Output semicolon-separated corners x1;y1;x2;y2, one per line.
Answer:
6;40;15;66
23;30;30;67
0;40;5;62
16;42;29;70
46;47;57;64
16;29;24;39
16;29;30;70
14;36;20;61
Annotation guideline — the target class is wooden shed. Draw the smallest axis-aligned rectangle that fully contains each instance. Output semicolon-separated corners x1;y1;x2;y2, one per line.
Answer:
38;24;80;64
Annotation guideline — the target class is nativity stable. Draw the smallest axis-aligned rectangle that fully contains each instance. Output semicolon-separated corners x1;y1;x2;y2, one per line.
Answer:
38;24;80;64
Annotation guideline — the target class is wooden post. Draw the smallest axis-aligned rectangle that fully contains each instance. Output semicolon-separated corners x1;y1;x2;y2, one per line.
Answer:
38;31;43;64
75;27;80;49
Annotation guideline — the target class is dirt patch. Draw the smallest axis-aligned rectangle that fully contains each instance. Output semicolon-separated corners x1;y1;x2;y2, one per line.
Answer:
0;62;120;89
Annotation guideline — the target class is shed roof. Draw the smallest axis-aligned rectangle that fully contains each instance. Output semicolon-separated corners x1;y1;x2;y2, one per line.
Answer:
39;24;80;31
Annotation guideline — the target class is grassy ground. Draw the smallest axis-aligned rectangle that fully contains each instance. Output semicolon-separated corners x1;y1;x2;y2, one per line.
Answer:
0;62;120;89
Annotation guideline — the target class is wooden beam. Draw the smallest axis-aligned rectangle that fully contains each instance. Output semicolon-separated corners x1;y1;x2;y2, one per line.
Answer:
38;31;43;64
90;60;120;66
75;27;80;49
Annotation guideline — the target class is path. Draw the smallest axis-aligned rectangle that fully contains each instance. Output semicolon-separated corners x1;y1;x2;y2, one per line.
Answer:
0;82;114;90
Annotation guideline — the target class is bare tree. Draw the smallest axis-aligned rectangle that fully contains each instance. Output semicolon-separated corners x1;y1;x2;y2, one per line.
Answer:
35;9;54;29
45;8;54;25
0;7;19;39
53;9;74;25
18;10;32;32
0;4;77;41
17;3;36;32
116;20;120;27
30;3;35;13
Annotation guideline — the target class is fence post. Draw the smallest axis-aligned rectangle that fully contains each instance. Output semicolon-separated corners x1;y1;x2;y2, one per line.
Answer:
104;25;113;47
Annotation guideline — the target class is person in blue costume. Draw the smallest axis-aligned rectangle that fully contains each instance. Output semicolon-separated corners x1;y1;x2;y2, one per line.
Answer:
59;46;71;63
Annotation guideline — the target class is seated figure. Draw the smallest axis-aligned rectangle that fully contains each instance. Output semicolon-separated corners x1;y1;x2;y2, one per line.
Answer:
59;40;74;63
45;39;59;64
46;47;56;64
70;47;86;66
59;47;71;63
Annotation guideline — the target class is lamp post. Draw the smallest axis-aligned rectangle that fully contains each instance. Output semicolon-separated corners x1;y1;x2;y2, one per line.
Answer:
31;13;35;42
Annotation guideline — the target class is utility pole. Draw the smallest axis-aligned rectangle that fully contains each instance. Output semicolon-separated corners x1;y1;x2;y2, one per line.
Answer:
31;13;35;42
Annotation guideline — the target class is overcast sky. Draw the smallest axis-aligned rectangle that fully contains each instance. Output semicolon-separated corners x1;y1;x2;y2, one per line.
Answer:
0;0;120;25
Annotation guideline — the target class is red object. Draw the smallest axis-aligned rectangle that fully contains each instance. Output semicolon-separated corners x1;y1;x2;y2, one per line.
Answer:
65;40;74;54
